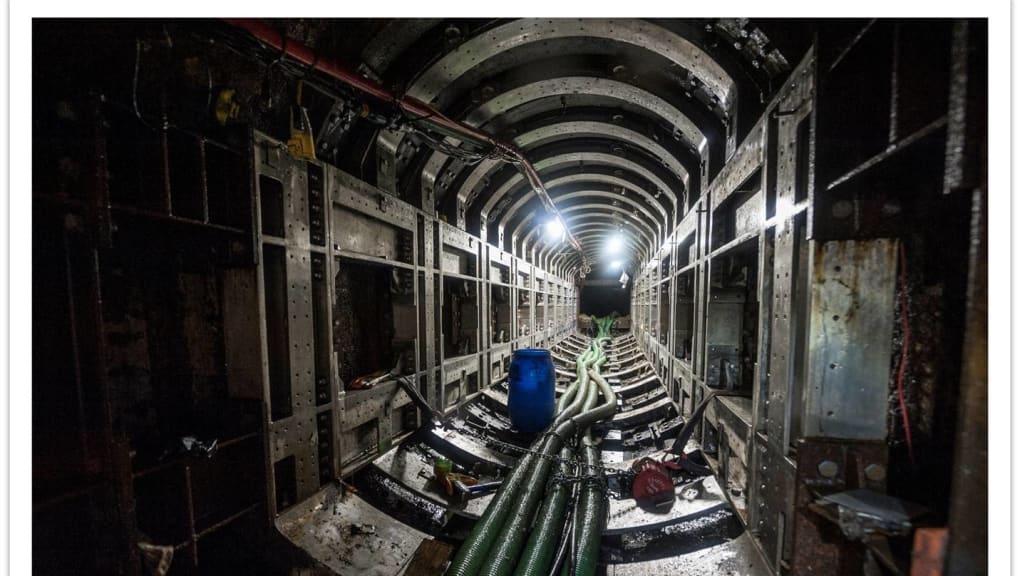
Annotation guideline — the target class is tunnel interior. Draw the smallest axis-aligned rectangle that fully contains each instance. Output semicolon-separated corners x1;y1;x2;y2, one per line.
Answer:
29;16;988;576
578;262;632;318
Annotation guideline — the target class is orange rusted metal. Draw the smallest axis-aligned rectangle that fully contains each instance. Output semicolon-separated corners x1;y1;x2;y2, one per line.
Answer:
910;527;948;576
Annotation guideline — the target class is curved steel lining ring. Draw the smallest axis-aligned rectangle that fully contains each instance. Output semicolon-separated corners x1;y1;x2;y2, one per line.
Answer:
495;173;667;241
557;209;656;245
516;201;659;258
508;198;658;268
523;204;656;266
468;120;690;221
405;19;734;112
548;219;653;265
546;228;648;267
464;77;706;150
526;213;652;267
380;18;731;201
576;235;644;260
359;19;444;76
553;220;651;249
575;242;641;272
373;19;732;225
559;250;590;273
558;231;647;273
540;224;649;268
540;223;652;276
553;242;644;277
475;151;678;231
476;154;679;241
510;190;661;255
419;76;706;207
547;246;638;279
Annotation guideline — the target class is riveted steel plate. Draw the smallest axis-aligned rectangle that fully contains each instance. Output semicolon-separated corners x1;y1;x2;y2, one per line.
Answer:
406;19;734;110
710;123;765;212
804;239;897;439
332;169;416;232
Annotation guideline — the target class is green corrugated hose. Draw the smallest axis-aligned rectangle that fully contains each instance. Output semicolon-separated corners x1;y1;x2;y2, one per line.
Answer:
572;370;614;576
475;343;603;576
593;316;614;338
526;350;607;576
556;345;593;414
446;337;615;576
511;446;574;576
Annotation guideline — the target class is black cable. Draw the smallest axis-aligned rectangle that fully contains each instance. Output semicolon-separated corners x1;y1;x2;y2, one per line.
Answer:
678;458;713;477
204;53;213;113
566;496;577;576
132;39;157;132
547;486;577;576
268;31;288;70
299;49;320;80
547;470;581;576
667;389;741;456
398;99;439;124
130;37;182;133
415;130;491;165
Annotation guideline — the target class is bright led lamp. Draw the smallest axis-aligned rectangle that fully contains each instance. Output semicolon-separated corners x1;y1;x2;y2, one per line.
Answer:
544;217;565;241
606;234;624;254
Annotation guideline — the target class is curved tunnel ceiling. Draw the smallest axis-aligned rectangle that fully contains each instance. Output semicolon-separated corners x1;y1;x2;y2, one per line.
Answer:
276;17;810;277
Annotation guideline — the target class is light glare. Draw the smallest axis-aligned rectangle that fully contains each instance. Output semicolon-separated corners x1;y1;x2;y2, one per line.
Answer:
607;234;623;254
544;217;565;241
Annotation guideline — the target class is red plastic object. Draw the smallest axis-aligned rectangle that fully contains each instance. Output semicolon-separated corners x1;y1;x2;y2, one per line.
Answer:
631;458;676;509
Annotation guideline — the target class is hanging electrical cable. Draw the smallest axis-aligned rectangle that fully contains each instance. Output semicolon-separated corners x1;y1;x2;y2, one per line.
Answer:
221;18;587;267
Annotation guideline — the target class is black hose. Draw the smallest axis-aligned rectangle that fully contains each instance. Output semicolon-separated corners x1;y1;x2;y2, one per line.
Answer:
546;481;577;576
667;390;725;455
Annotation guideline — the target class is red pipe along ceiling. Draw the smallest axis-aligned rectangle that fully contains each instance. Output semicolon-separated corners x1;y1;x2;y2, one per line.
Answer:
223;18;588;263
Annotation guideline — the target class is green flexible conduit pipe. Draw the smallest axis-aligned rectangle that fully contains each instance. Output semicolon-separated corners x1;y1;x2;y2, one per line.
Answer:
447;337;616;576
572;370;613;576
556;345;593;414
505;341;615;576
558;328;611;576
593;316;614;339
475;343;603;576
511;446;574;576
561;345;612;576
445;342;595;576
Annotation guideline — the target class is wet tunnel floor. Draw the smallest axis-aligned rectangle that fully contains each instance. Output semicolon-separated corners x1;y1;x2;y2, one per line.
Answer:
276;333;770;575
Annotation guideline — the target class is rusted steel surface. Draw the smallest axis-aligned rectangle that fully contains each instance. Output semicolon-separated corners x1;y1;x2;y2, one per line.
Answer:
911;528;948;576
403;539;454;576
805;239;898;440
788;438;888;575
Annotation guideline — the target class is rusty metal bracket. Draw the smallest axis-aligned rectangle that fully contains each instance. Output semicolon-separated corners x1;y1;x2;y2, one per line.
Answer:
788;438;889;575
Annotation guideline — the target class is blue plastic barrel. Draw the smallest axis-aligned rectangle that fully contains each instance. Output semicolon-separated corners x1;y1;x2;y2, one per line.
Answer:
508;348;556;433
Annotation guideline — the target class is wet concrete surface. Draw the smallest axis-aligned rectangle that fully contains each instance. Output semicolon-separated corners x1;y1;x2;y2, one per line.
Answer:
607;532;770;576
606;474;727;532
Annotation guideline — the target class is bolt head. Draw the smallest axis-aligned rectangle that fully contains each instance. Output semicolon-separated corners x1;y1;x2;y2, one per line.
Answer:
864;464;887;482
817;460;839;478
